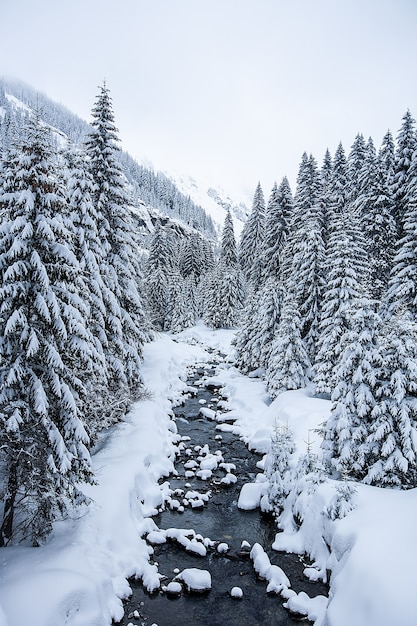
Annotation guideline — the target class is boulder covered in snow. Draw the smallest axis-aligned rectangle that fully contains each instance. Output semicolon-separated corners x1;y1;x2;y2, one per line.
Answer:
175;568;212;593
238;482;267;510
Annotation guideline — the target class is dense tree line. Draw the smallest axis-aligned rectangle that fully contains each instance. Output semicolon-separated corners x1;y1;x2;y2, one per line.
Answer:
235;111;417;489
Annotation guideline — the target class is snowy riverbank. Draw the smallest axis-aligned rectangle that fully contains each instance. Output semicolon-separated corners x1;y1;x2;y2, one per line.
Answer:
0;323;416;625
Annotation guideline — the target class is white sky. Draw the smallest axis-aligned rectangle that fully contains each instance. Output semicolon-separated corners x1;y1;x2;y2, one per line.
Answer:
1;0;417;200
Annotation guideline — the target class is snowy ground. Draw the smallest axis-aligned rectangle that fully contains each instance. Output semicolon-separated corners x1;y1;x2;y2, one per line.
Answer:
0;322;416;626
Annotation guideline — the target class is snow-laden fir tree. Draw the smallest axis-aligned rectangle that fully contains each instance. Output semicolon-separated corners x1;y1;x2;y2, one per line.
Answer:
144;223;173;329
266;293;312;398
357;140;397;301
239;182;265;288
363;315;417;487
314;145;369;396
392;110;416;239
0;115;95;545
234;180;292;373
347;133;366;201
261;178;293;283
85;83;148;404
234;278;285;374
384;150;417;319
379;128;396;187
284;154;324;361
321;300;383;479
62;144;113;432
220;208;238;268
170;274;197;333
263;422;296;514
180;231;207;284
204;210;244;329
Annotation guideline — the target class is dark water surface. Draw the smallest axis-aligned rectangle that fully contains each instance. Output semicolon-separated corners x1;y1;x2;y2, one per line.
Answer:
118;362;327;626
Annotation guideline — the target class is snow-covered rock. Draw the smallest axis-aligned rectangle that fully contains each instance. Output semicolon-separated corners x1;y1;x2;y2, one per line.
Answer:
238;482;267;510
175;568;212;592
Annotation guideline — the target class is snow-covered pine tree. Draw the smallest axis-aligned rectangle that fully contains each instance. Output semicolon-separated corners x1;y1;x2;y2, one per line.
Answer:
144;223;173;329
264;422;296;514
363;315;417;487
384;149;417;319
357;140;397;301
62;144;113;433
234;179;292;374
392;110;416;239
285;154;324;361
0;115;95;545
180;232;206;284
204;210;244;329
314;144;369;396
261;178;293;283
85;83;148;403
347;133;366;201
266;293;312;398
220;208;238;269
170;274;197;333
239;182;265;287
379;129;396;187
321;300;383;479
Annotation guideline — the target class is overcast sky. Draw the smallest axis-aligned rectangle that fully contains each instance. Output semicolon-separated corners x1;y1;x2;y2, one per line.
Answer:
1;0;417;201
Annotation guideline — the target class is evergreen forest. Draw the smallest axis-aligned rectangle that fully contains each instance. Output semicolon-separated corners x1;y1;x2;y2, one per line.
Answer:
1;78;417;548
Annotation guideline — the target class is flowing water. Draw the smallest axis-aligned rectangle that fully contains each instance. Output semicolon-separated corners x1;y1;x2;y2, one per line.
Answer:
118;361;327;626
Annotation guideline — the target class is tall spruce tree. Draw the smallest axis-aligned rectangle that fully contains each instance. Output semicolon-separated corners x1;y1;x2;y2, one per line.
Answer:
204;210;244;329
285;154;324;361
239;182;265;287
234;179;293;374
364;315;417;487
357;142;397;301
144;223;173;330
321;301;383;479
393;110;416;239
62;145;112;432
0;116;95;545
266;293;311;398
261;178;293;282
384;146;417;319
85;83;147;403
314;145;368;395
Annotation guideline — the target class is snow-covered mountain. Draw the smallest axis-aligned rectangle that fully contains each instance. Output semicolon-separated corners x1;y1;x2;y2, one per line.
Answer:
0;78;249;242
164;170;250;238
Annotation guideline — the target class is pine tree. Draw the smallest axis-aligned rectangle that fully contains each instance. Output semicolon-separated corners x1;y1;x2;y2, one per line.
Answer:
379;129;396;186
220;209;238;268
384;154;417;319
267;293;311;398
364;316;417;487
85;83;147;401
314;146;368;395
144;223;173;329
239;182;265;287
357;143;397;301
347;133;366;201
234;179;292;374
204;211;244;329
285;154;324;361
393;110;416;238
264;422;296;514
321;301;383;479
62;144;111;432
170;275;197;333
234;278;284;374
0;116;94;544
261;178;293;282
